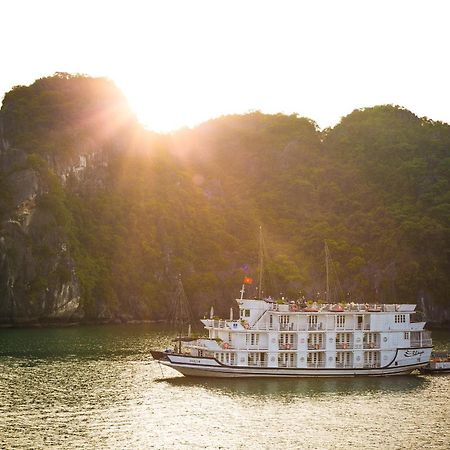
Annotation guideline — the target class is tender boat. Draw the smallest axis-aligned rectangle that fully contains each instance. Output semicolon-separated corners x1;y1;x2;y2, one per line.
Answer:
420;352;450;374
151;295;433;378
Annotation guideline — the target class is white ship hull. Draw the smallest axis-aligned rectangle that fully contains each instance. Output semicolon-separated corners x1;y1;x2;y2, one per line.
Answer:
159;347;432;378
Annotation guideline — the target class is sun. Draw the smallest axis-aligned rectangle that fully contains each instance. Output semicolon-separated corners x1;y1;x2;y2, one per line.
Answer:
115;76;214;134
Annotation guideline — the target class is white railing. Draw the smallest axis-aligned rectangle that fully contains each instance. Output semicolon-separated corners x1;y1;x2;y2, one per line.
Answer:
363;342;379;349
279;344;297;350
307;344;324;350
248;362;268;367
335;363;353;368
307;362;326;368
336;343;352;349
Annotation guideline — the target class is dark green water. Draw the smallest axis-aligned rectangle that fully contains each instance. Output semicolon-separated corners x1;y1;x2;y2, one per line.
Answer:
1;324;449;449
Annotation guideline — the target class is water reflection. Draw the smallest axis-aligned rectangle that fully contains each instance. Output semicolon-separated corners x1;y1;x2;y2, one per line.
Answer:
0;324;448;450
160;373;429;398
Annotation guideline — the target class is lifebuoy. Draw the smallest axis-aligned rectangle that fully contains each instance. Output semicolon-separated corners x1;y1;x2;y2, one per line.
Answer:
244;323;250;329
223;342;230;349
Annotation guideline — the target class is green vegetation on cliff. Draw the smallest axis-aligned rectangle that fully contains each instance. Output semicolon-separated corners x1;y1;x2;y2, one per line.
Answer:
0;74;449;323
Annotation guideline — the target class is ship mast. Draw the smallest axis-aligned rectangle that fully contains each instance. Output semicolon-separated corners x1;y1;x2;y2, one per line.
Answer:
258;226;264;299
170;275;191;354
325;241;330;303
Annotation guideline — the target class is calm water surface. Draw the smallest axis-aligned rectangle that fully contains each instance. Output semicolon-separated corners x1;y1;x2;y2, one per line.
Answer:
0;324;449;449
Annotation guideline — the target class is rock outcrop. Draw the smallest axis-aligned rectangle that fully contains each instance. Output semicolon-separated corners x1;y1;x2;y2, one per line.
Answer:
0;129;83;323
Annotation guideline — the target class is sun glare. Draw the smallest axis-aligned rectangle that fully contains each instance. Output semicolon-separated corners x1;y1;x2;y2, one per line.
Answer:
117;82;202;133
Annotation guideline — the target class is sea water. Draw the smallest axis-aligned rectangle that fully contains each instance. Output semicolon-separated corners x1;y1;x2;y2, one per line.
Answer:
0;324;449;449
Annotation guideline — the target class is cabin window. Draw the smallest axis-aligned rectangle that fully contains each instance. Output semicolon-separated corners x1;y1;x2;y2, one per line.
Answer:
279;333;294;348
248;352;263;366
336;351;352;366
278;352;295;367
336;315;345;328
394;314;406;323
364;332;378;347
250;333;259;346
241;309;251;318
364;351;380;367
280;315;289;324
404;332;410;340
308;315;318;330
307;352;324;365
336;333;350;348
307;333;323;349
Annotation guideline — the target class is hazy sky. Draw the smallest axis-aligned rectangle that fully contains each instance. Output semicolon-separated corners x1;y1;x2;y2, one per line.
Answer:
1;0;449;132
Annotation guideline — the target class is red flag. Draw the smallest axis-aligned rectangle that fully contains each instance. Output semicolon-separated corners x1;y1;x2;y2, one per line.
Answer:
243;276;253;284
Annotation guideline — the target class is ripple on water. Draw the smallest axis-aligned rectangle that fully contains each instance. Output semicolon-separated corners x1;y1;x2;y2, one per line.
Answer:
0;325;449;449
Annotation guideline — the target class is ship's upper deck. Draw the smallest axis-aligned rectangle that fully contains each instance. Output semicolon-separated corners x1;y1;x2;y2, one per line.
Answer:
237;298;416;314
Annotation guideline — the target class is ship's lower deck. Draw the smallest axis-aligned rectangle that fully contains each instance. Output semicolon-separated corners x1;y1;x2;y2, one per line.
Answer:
155;347;432;378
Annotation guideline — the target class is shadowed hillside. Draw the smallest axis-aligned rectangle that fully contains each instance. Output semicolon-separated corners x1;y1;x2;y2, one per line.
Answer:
0;74;449;325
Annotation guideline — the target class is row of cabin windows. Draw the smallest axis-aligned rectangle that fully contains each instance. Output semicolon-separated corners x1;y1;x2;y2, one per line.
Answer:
228;331;409;349
395;314;406;323
270;314;366;329
279;315;364;329
213;351;382;367
241;309;251;318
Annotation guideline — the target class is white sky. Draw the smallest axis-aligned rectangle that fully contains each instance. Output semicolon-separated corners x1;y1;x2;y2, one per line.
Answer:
1;0;449;132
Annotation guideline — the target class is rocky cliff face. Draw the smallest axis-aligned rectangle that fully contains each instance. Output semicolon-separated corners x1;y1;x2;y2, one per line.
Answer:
0;127;83;323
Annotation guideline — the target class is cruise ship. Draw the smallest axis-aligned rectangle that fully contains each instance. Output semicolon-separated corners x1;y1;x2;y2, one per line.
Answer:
151;296;433;377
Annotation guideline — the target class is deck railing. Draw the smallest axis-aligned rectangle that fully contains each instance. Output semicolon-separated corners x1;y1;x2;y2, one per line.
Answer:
336;343;352;349
307;362;326;368
307;344;324;350
247;362;268;367
411;339;432;347
279;344;297;350
335;363;353;368
363;342;379;349
363;363;381;368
